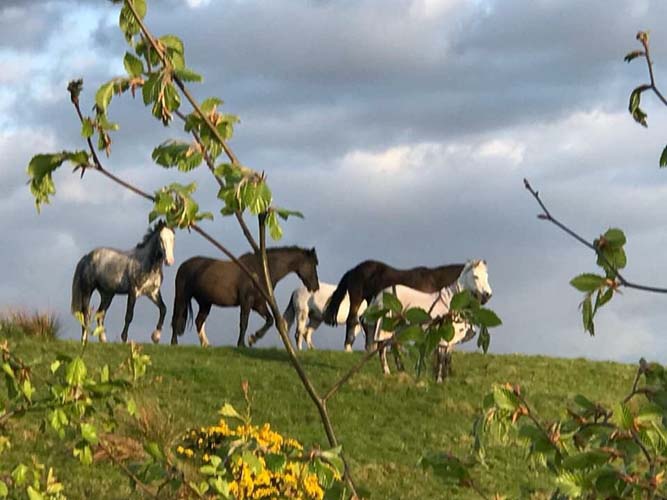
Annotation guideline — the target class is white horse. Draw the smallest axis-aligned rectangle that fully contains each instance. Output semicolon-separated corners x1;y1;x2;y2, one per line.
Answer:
283;282;367;351
366;260;492;383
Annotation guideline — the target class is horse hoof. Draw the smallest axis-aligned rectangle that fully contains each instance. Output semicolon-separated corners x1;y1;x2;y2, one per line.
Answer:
344;344;352;353
151;330;161;344
248;335;256;347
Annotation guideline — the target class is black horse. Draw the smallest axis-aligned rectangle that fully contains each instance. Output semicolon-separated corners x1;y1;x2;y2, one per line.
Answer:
71;220;175;344
322;260;464;350
170;246;319;347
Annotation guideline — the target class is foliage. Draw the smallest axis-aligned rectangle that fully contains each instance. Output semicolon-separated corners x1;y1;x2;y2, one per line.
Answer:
174;390;345;499
568;227;625;336
362;289;502;378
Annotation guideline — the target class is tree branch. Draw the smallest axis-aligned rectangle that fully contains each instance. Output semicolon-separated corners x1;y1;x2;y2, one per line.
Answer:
98;439;158;499
638;32;667;107
524;178;667;294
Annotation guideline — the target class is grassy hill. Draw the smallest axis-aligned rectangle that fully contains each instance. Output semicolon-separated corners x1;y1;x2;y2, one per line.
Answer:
0;331;637;499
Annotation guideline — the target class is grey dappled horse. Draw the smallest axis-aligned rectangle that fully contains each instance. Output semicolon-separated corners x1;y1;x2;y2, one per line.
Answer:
71;221;175;343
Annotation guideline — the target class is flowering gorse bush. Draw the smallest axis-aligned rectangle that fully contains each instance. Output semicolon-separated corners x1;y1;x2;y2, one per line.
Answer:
175;395;344;500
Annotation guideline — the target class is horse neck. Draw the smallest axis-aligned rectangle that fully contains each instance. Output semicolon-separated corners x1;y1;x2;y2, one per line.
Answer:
134;235;162;272
438;279;464;307
266;250;302;286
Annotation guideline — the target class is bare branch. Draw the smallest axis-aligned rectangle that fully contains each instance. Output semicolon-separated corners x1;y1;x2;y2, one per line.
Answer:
524;178;667;294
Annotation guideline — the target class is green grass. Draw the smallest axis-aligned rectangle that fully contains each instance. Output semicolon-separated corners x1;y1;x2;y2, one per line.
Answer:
0;331;637;499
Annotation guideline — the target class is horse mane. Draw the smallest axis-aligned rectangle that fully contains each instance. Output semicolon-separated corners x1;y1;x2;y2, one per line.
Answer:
136;220;166;249
241;246;318;260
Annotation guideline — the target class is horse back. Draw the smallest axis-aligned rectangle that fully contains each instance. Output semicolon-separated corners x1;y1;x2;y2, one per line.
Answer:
177;256;243;306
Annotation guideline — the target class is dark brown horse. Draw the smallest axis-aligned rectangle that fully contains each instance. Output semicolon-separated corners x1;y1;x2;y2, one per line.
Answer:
170;246;319;347
322;260;464;350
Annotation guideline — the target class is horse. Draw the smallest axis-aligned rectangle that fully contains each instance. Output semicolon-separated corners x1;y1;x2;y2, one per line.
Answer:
365;260;492;383
71;220;175;344
283;283;368;351
170;246;319;348
322;259;465;351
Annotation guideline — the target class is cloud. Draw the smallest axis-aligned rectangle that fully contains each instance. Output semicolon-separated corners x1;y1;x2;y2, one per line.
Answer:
3;0;667;364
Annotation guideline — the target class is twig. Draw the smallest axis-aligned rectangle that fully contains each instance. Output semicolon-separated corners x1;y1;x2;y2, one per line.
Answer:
638;32;667;107
323;339;393;403
98;439;158;499
524;178;667;294
173;109;261;254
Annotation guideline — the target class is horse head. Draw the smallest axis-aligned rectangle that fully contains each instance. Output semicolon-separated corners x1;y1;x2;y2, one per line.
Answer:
460;259;492;304
156;221;175;266
297;247;320;292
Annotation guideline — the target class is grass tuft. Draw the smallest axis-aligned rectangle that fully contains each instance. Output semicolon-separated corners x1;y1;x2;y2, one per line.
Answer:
0;309;61;340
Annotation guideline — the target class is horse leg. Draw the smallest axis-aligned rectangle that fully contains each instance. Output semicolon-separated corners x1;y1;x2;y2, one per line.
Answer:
392;343;405;372
435;344;448;383
306;318;321;350
295;308;309;351
95;292;114;343
237;301;251;348
379;344;391;375
344;297;362;352
120;292;137;343
78;288;93;344
248;302;273;347
148;291;167;344
194;302;212;347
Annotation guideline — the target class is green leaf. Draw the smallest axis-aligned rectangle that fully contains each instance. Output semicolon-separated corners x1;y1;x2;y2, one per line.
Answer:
474;308;502;328
594;288;613;312
450;290;473;311
12;464;28;486
570;273;606;292
95;81;114;113
241;450;262;474
126;397;137;417
267;211;283;241
265;453;286;472
66;356;87;387
219;403;244;421
573;394;596;411
582;295;594;336
152;140;202;172
612;402;634;430
274;207;304;220
660;145;667;167
396;324;423;343
477;326;490;353
81;423;99;445
381;292;402;314
201;97;223;114
174;68;203;82
405;307;431;324
0;480;8;498
603;228;626;247
81;118;94;138
26;486;44;500
492;385;520;412
624;50;645;62
123;52;144;77
159;34;184;55
561;450;609;470
144;442;165;462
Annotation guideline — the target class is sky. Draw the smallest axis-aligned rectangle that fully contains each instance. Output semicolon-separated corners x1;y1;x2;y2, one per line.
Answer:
3;0;667;363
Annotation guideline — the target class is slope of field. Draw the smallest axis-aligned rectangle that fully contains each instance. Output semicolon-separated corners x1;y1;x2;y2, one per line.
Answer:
0;332;637;499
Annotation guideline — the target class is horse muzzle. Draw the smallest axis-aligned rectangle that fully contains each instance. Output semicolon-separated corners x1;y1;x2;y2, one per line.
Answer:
480;292;491;305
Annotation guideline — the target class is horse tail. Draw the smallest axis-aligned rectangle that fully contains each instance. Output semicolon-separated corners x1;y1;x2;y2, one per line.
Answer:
283;292;297;330
171;265;192;337
71;255;91;322
323;272;351;326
